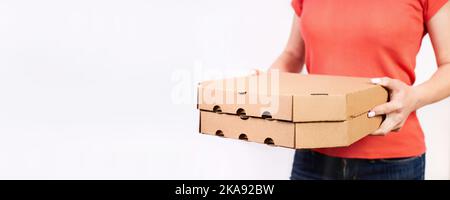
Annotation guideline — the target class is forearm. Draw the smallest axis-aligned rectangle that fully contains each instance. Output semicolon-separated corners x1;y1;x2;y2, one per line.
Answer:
416;2;450;109
414;63;450;109
269;15;305;73
270;50;304;73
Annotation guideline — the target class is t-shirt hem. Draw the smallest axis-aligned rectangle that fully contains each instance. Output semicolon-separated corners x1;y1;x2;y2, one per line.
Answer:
312;148;427;159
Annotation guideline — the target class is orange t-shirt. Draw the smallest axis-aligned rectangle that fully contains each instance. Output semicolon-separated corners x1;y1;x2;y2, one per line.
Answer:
291;0;449;159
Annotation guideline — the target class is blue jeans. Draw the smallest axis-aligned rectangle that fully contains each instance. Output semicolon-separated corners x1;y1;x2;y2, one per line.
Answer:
290;150;425;180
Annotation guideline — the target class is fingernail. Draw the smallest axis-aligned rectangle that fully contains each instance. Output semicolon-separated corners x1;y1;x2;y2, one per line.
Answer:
368;111;376;118
371;78;381;84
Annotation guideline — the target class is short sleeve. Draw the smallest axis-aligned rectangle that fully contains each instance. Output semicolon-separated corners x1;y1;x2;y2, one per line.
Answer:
291;0;304;17
423;0;449;22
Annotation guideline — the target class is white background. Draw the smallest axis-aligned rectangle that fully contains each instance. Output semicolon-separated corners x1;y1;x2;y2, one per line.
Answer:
0;0;448;179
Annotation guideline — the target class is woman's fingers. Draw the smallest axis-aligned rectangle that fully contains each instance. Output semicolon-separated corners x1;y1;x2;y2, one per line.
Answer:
392;120;407;132
371;77;404;92
371;114;403;135
392;127;401;132
369;77;414;136
368;101;403;117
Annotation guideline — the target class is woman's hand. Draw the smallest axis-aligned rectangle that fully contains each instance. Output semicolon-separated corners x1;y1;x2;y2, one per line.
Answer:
368;77;421;135
369;3;450;135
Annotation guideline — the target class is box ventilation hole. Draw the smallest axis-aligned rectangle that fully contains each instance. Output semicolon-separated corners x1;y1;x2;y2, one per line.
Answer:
264;138;275;145
238;133;248;141
261;111;272;120
215;130;224;137
236;108;246;115
236;108;249;120
213;105;222;113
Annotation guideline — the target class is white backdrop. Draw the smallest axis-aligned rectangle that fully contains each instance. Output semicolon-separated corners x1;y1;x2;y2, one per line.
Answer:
0;0;448;179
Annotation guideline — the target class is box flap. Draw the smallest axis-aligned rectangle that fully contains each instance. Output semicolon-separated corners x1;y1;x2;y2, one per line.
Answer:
292;94;347;121
346;85;389;118
295;113;383;148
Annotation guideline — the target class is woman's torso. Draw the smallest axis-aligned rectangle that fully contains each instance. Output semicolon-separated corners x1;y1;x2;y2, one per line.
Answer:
291;0;448;158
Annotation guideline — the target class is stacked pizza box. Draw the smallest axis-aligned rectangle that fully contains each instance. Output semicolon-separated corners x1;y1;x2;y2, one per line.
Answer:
197;72;388;149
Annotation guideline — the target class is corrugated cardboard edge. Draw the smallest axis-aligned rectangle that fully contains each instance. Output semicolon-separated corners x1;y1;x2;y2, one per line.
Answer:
196;83;200;110
198;108;202;134
292;96;296;148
